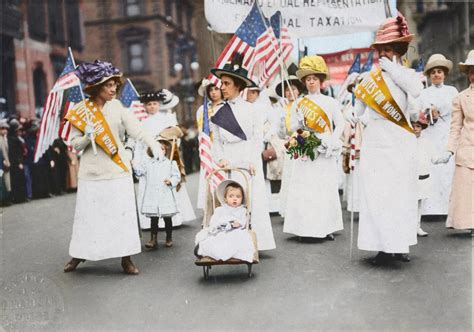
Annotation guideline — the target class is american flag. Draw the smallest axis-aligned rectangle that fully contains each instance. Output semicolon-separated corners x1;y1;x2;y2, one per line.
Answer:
34;49;82;162
337;53;361;102
199;95;225;191
361;51;374;72
209;3;292;87
118;79;148;121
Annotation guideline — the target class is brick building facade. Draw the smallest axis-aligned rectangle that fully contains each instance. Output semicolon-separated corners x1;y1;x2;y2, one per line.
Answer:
0;0;84;119
82;0;209;126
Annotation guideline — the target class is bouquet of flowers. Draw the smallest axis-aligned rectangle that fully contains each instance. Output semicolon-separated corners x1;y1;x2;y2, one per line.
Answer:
284;129;321;161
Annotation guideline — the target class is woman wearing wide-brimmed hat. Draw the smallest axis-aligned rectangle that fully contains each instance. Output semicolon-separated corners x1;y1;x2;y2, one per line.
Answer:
63;60;162;275
433;50;474;234
417;54;459;217
275;70;306;218
352;13;423;264
282;55;344;240
195;78;224;210
210;53;276;251
130;89;196;231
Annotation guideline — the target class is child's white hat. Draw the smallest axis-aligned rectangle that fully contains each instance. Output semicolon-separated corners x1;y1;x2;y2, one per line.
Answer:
216;179;246;206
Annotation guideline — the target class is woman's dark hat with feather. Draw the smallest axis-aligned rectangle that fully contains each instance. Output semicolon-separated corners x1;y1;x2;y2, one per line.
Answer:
211;53;256;88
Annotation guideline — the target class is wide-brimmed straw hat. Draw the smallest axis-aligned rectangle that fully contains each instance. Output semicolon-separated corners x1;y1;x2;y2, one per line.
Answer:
424;54;453;75
75;60;123;94
296;55;329;81
459;50;474;73
215;179;246;206
371;12;414;49
211;53;256;88
159;126;184;140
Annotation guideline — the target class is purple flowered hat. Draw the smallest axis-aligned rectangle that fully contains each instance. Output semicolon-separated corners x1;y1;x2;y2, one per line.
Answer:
75;60;123;94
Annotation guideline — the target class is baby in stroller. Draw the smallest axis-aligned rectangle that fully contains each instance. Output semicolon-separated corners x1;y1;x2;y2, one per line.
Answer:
195;180;255;263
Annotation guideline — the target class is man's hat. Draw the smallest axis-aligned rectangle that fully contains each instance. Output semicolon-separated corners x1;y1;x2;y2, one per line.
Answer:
211;53;256;88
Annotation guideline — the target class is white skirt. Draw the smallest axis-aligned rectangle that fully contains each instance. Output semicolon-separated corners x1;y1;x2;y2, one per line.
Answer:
283;156;344;238
279;155;295;217
69;176;141;261
137;179;196;229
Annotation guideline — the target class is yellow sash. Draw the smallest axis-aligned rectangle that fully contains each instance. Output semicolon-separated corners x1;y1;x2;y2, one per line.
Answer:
284;102;293;134
297;97;332;133
65;99;128;171
354;69;414;134
197;104;215;140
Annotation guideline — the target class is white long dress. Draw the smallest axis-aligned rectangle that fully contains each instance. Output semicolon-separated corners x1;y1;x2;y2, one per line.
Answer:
213;96;276;250
133;110;196;229
356;65;422;254
283;92;345;238
279;102;295;217
418;84;458;215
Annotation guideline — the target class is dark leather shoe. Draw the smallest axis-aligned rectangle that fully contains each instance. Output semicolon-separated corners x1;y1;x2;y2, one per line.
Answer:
394;254;410;262
370;252;391;265
121;257;139;275
64;258;85;272
326;234;335;241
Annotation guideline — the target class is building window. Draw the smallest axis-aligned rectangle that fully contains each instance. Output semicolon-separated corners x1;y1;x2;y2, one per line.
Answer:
122;0;143;17
66;0;83;50
165;0;173;21
48;0;65;45
128;42;145;72
27;0;47;41
186;5;193;34
0;36;16;117
117;27;150;74
33;65;47;114
166;32;176;77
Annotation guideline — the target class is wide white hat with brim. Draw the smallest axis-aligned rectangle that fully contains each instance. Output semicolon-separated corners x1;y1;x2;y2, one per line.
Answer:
159;89;179;110
459;50;474;73
197;78;214;97
424;54;453;75
215;179;246;206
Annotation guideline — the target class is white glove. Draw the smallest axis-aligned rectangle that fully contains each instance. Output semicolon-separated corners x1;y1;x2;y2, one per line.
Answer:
431;151;453;164
151;145;163;160
319;133;333;158
84;123;94;138
379;57;398;75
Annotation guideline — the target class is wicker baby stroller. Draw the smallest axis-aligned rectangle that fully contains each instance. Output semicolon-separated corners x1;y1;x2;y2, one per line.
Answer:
194;168;259;279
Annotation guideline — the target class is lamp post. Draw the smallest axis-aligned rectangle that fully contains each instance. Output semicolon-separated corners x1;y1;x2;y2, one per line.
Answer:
173;34;199;125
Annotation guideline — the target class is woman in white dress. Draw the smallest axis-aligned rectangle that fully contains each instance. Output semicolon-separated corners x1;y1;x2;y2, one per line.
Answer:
63;60;162;274
210;54;276;251
196;79;224;210
283;55;344;240
275;75;305;217
351;14;423;264
417;54;458;216
132;90;196;230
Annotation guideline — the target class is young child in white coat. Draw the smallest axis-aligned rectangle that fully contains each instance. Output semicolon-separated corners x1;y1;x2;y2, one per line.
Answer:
412;112;434;237
195;180;255;263
135;139;181;249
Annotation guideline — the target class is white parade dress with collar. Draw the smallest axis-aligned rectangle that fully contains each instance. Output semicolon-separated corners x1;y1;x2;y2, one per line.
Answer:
283;91;345;238
417;83;458;215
